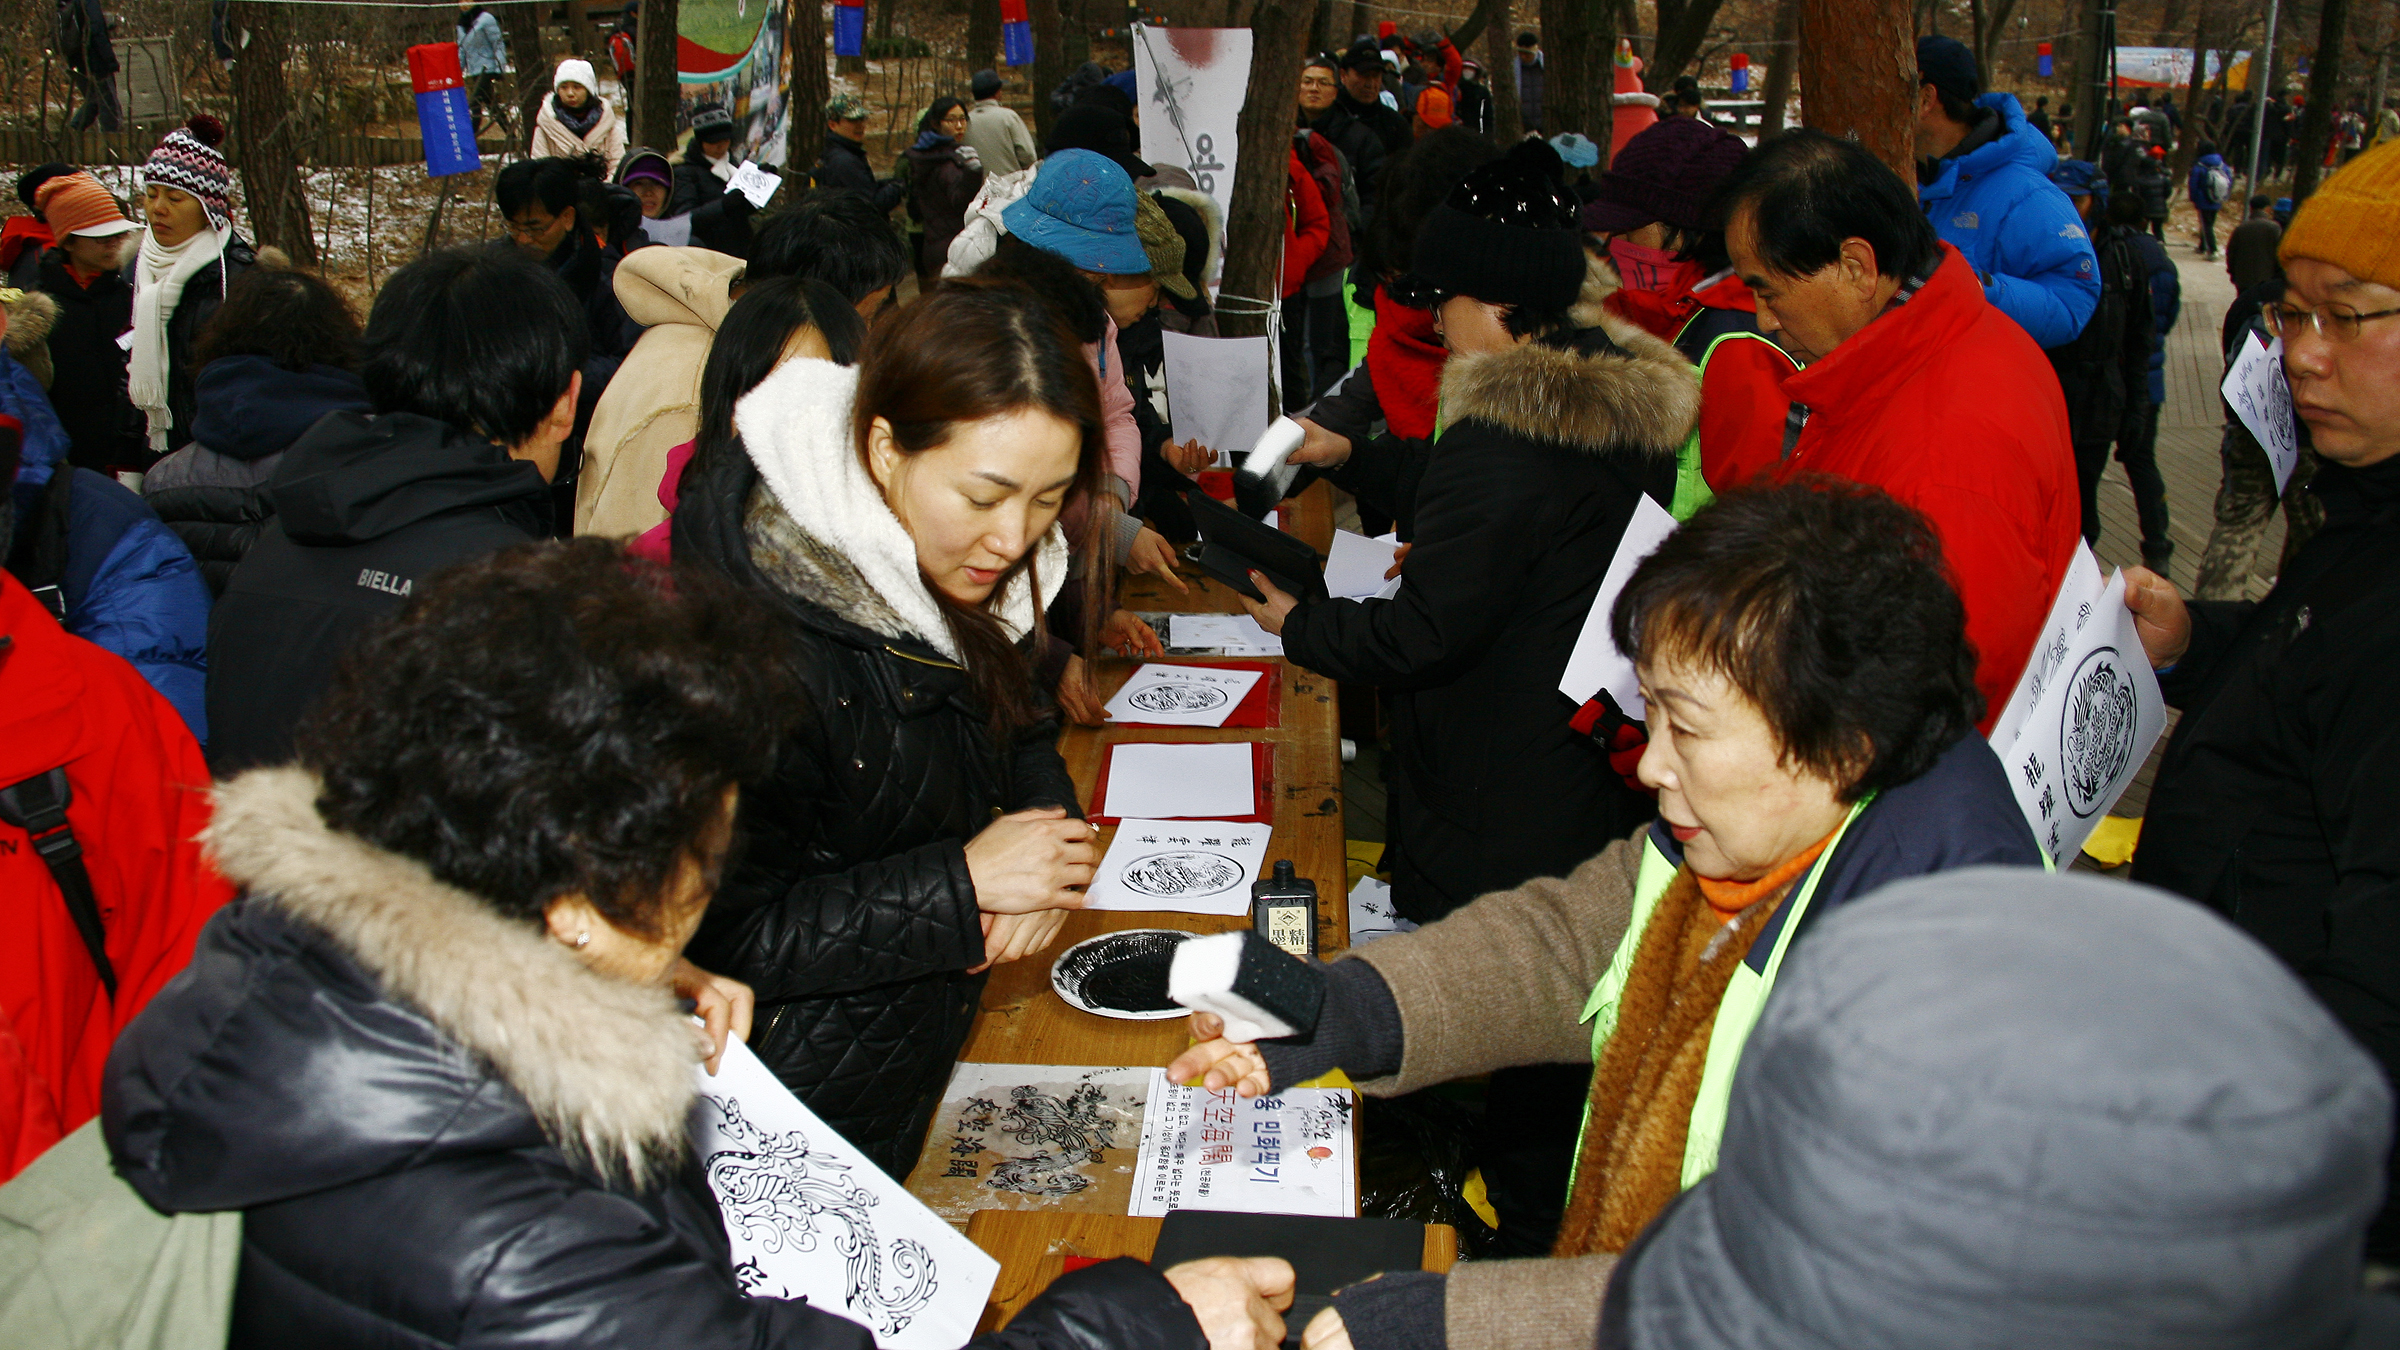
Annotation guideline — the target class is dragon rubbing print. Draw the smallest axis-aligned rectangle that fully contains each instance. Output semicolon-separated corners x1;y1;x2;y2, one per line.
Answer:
981;1083;1118;1199
701;1096;938;1336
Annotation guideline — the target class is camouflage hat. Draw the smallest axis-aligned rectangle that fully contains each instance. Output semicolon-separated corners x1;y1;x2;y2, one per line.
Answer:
1135;193;1196;299
825;91;870;121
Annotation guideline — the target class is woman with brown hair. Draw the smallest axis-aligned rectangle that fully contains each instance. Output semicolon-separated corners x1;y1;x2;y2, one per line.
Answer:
672;280;1111;1174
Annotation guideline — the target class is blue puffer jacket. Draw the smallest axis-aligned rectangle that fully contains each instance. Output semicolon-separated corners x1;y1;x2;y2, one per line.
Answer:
1918;92;2101;349
2189;152;2230;211
4;350;211;741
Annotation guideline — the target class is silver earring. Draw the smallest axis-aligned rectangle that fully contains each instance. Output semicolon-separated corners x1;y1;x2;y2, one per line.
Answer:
574;932;591;948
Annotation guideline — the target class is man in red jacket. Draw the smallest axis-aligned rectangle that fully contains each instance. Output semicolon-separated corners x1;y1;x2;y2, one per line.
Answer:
1717;131;2078;723
1;483;230;1178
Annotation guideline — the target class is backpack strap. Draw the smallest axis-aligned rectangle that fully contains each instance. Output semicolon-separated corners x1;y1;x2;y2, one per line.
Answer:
0;768;117;999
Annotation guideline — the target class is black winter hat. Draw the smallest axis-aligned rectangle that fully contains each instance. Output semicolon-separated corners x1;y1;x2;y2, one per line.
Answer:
1916;35;1980;106
972;68;1004;100
1398;146;1585;313
1340;39;1385;75
689;101;735;138
1048;105;1150;179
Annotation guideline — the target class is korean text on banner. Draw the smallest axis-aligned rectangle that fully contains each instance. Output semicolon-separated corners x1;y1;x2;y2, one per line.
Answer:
406;44;480;178
2222;329;2301;494
1132;25;1252;255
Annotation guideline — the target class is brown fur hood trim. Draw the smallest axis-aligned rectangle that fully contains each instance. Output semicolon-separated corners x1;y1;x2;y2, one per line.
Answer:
1435;301;1699;460
3;287;58;356
205;767;700;1186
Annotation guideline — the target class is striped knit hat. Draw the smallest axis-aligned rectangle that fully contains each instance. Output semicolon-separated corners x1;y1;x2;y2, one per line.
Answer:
142;115;233;230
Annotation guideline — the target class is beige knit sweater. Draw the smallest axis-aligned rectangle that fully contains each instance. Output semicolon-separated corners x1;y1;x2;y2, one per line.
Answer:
1345;831;1644;1350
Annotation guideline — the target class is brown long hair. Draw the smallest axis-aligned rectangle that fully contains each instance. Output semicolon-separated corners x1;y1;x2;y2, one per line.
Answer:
851;280;1111;738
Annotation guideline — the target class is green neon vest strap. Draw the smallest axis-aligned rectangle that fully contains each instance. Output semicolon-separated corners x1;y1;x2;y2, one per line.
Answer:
1568;795;1876;1196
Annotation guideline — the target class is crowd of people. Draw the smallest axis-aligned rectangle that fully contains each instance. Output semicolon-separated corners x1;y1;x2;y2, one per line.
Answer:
4;24;2400;1350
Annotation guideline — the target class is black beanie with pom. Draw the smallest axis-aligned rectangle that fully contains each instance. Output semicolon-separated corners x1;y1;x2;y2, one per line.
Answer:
1400;144;1585;313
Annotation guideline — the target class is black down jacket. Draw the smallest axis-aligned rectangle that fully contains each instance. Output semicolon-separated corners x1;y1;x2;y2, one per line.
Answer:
1279;312;1694;924
140;355;370;595
673;405;1081;1179
161;239;256;456
105;768;1205;1350
33;248;146;473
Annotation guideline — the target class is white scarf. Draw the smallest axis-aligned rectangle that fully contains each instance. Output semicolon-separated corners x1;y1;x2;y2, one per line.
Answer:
707;150;734;184
734;357;1068;659
128;224;225;453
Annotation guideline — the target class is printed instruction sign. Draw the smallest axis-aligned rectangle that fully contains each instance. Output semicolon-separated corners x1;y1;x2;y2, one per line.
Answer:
2222;329;2301;494
1131;1070;1355;1218
1086;818;1270;915
1988;567;2167;866
694;1040;1000;1348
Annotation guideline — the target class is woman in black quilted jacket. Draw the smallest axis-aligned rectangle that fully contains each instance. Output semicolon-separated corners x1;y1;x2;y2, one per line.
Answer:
140;269;370;595
675;280;1109;1176
106;540;1286;1350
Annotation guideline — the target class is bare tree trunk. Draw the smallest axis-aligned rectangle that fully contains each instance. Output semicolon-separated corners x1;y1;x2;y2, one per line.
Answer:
1487;0;1523;140
2289;0;2347;199
634;0;680;150
1031;0;1067;142
1974;0;2018;80
566;0;601;63
1797;0;1915;181
1449;0;1500;50
875;0;897;40
1541;0;1592;141
787;0;829;178
1062;0;1093;68
2173;20;2209;187
496;0;551;136
1223;0;1313;415
1646;0;1729;92
969;0;1002;76
227;1;316;264
1311;0;1335;51
1760;0;1798;135
1592;0;1617;167
1348;0;1370;45
2071;0;2105;155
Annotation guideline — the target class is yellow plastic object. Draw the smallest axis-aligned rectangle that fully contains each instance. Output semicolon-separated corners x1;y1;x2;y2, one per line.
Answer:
2082;815;2144;867
1346;840;1386;886
1290;1067;1355;1092
1462;1168;1500;1230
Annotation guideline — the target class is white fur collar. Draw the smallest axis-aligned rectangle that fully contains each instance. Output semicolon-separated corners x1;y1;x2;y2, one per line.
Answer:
732;357;1068;658
203;767;698;1186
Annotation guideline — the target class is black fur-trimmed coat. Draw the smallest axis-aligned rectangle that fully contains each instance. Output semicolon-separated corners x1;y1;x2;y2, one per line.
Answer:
1280;315;1697;923
104;768;1202;1350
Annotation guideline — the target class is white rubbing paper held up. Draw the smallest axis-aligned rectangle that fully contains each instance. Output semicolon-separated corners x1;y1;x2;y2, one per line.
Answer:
1322;530;1404;601
1162;332;1273;470
693;1040;999;1349
1086;818;1270;915
1101;741;1256;819
1992;568;2167;867
2222;329;2301;494
1558;494;1681;716
729;159;783;210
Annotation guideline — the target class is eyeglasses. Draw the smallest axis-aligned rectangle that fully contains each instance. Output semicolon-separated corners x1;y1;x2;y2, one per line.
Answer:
2262;301;2400;343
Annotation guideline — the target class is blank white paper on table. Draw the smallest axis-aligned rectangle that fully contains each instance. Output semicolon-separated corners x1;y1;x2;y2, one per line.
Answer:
1086;819;1271;915
1323;530;1404;601
1167;613;1284;656
1558;494;1681;717
1104;662;1264;728
1102;741;1257;819
692;1040;999;1349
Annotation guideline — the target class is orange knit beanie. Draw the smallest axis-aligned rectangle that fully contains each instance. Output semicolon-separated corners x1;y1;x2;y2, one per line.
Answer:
33;171;135;238
2280;137;2400;290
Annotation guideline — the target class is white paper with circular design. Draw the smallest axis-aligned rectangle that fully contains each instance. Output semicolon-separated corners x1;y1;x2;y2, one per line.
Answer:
1104;662;1265;728
1086;819;1272;916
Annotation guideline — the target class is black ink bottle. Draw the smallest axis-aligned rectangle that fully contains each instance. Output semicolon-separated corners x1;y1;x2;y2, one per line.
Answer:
1250;860;1317;959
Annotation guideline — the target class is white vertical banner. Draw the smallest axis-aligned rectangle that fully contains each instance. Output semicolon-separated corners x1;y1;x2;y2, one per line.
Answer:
1131;25;1252;273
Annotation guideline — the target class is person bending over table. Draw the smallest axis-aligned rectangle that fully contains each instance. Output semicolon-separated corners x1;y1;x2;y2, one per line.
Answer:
674;282;1110;1176
1180;482;2044;1350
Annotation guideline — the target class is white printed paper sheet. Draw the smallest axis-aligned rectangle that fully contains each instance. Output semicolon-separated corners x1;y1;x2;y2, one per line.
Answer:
694;1041;999;1348
1323;530;1404;601
1130;1070;1355;1218
1988;543;2105;754
1167;613;1284;656
2222;329;2301;494
1558;494;1680;717
1989;568;2167;866
729;159;784;209
1104;662;1264;728
1086;819;1270;915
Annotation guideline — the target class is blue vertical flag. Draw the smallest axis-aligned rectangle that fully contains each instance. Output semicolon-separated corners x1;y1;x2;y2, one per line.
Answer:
834;0;866;57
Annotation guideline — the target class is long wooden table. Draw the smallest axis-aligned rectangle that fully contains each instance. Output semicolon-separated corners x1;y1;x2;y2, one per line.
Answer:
949;481;1347;1070
905;483;1361;1317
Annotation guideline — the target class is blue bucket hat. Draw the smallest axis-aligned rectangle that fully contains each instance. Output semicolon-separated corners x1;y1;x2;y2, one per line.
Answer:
2050;157;2108;203
1001;149;1151;275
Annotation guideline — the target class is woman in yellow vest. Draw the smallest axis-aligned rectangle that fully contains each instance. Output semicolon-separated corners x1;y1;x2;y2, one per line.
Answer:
1173;479;2043;1350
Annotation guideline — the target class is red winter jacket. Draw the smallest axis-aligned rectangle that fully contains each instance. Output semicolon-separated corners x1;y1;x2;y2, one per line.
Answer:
1769;245;2078;725
0;572;230;1180
1606;268;1797;492
1280;149;1330;299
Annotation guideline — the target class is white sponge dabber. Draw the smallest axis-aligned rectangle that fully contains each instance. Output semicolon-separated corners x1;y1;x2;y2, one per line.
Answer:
1168;930;1326;1044
1231;416;1308;521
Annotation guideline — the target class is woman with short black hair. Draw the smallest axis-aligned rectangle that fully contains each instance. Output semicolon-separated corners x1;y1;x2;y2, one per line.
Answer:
1176;480;2043;1350
143;268;371;593
110;539;1274;1349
